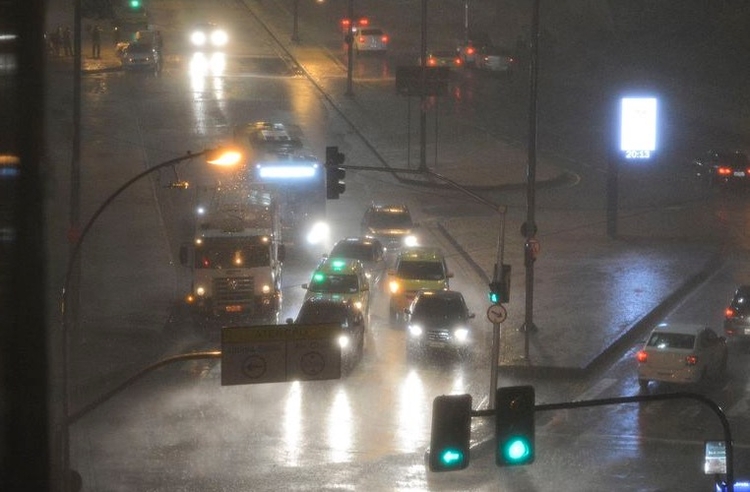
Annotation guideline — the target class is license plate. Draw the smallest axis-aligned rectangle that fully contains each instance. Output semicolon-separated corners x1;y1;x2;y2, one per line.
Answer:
428;341;446;348
225;305;243;313
734;171;746;177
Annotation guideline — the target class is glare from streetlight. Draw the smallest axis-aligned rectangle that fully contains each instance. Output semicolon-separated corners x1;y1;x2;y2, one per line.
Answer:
206;148;242;167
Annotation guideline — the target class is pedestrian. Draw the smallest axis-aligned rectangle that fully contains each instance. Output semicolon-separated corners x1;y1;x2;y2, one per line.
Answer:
52;26;62;56
91;25;101;59
153;30;163;53
62;26;73;56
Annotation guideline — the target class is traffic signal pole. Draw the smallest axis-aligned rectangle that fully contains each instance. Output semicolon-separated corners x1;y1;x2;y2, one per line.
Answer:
489;206;507;410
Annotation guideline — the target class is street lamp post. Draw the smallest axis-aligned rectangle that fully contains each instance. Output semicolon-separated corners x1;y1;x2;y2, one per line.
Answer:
57;147;241;492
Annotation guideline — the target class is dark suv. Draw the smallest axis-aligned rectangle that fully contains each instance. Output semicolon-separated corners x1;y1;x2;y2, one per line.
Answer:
404;289;475;357
724;285;750;341
360;203;418;251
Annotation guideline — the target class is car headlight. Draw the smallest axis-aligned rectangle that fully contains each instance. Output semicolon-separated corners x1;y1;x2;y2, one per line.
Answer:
454;327;469;343
306;221;330;245
389;280;401;294
408;324;423;337
353;300;363;310
403;235;418;247
261;284;271;294
338;334;350;349
195;286;206;297
191;31;207;46
210;30;228;46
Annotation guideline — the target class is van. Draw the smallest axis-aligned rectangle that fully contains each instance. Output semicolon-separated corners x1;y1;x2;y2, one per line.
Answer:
388;246;452;322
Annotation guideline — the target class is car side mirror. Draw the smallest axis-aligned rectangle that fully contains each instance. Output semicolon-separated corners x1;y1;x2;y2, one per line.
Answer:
301;283;308;290
468;313;476;319
447;271;454;278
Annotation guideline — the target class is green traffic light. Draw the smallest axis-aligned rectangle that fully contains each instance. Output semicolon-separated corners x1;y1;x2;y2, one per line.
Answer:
129;0;141;8
503;437;532;463
489;291;500;304
439;448;465;467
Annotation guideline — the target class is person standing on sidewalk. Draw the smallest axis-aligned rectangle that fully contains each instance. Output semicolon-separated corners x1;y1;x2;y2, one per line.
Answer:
62;26;73;56
91;25;102;59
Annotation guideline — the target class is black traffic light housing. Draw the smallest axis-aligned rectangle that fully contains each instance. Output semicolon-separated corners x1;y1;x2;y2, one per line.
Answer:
495;385;535;466
325;145;346;199
488;264;511;304
429;394;472;472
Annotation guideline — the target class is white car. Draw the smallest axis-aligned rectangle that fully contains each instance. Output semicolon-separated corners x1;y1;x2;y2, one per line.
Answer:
190;22;228;49
636;323;727;390
353;27;388;53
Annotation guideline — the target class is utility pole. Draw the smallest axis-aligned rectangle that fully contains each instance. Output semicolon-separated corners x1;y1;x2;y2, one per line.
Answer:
522;0;541;348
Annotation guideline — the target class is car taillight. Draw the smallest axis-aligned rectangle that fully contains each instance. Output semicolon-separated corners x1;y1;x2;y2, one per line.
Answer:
360;18;369;27
466;47;475;55
685;355;698;366
717;166;732;176
725;307;737;319
381;35;388;43
427;58;436;66
358;36;364;43
636;350;648;363
455;58;462;65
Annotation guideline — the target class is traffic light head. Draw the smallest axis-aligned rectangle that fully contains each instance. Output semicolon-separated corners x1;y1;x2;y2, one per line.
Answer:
429;394;472;472
325;146;346;199
495;385;534;466
488;264;511;304
129;0;142;8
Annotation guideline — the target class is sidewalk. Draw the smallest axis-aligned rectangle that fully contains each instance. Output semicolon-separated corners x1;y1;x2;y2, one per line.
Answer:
66;10;723;378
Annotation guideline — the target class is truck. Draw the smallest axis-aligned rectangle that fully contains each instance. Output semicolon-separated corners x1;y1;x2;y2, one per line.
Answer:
180;184;284;321
234;122;328;251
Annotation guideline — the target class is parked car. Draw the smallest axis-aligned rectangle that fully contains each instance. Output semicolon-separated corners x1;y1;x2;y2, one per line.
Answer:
692;150;750;187
327;236;386;287
723;285;750;342
287;297;365;371
404;289;475;357
118;42;160;71
476;46;517;74
353;27;388;53
360;203;418;251
636;323;727;391
457;33;493;66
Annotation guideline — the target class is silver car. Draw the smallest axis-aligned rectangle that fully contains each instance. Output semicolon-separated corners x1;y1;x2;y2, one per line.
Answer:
327;236;386;287
353;27;388;53
119;42;160;71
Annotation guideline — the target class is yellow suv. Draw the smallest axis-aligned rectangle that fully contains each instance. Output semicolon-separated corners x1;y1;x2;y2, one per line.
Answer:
302;257;370;318
388;246;452;323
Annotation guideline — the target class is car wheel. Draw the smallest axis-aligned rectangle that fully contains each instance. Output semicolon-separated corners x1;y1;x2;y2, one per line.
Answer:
638;379;649;392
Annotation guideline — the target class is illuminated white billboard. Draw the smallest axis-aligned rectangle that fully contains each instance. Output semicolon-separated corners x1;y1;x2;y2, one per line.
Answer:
620;97;657;159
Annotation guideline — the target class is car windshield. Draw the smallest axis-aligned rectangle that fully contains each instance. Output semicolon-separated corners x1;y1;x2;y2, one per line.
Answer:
308;274;359;294
330;243;374;261
397;261;444;280
647;332;696;350
366;211;412;229
412;296;465;319
127;43;153;53
296;303;349;325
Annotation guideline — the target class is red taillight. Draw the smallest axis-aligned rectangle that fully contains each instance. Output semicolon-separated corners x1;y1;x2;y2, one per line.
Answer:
341;19;351;28
725;307;737;319
455;58;462;66
717;166;732;176
636;350;648;363
358;36;365;43
466;47;475;55
381;35;388;43
359;18;369;27
427;58;436;66
685;355;698;366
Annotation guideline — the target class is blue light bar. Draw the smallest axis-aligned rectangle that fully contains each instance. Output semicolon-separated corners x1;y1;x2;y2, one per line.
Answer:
257;164;318;179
